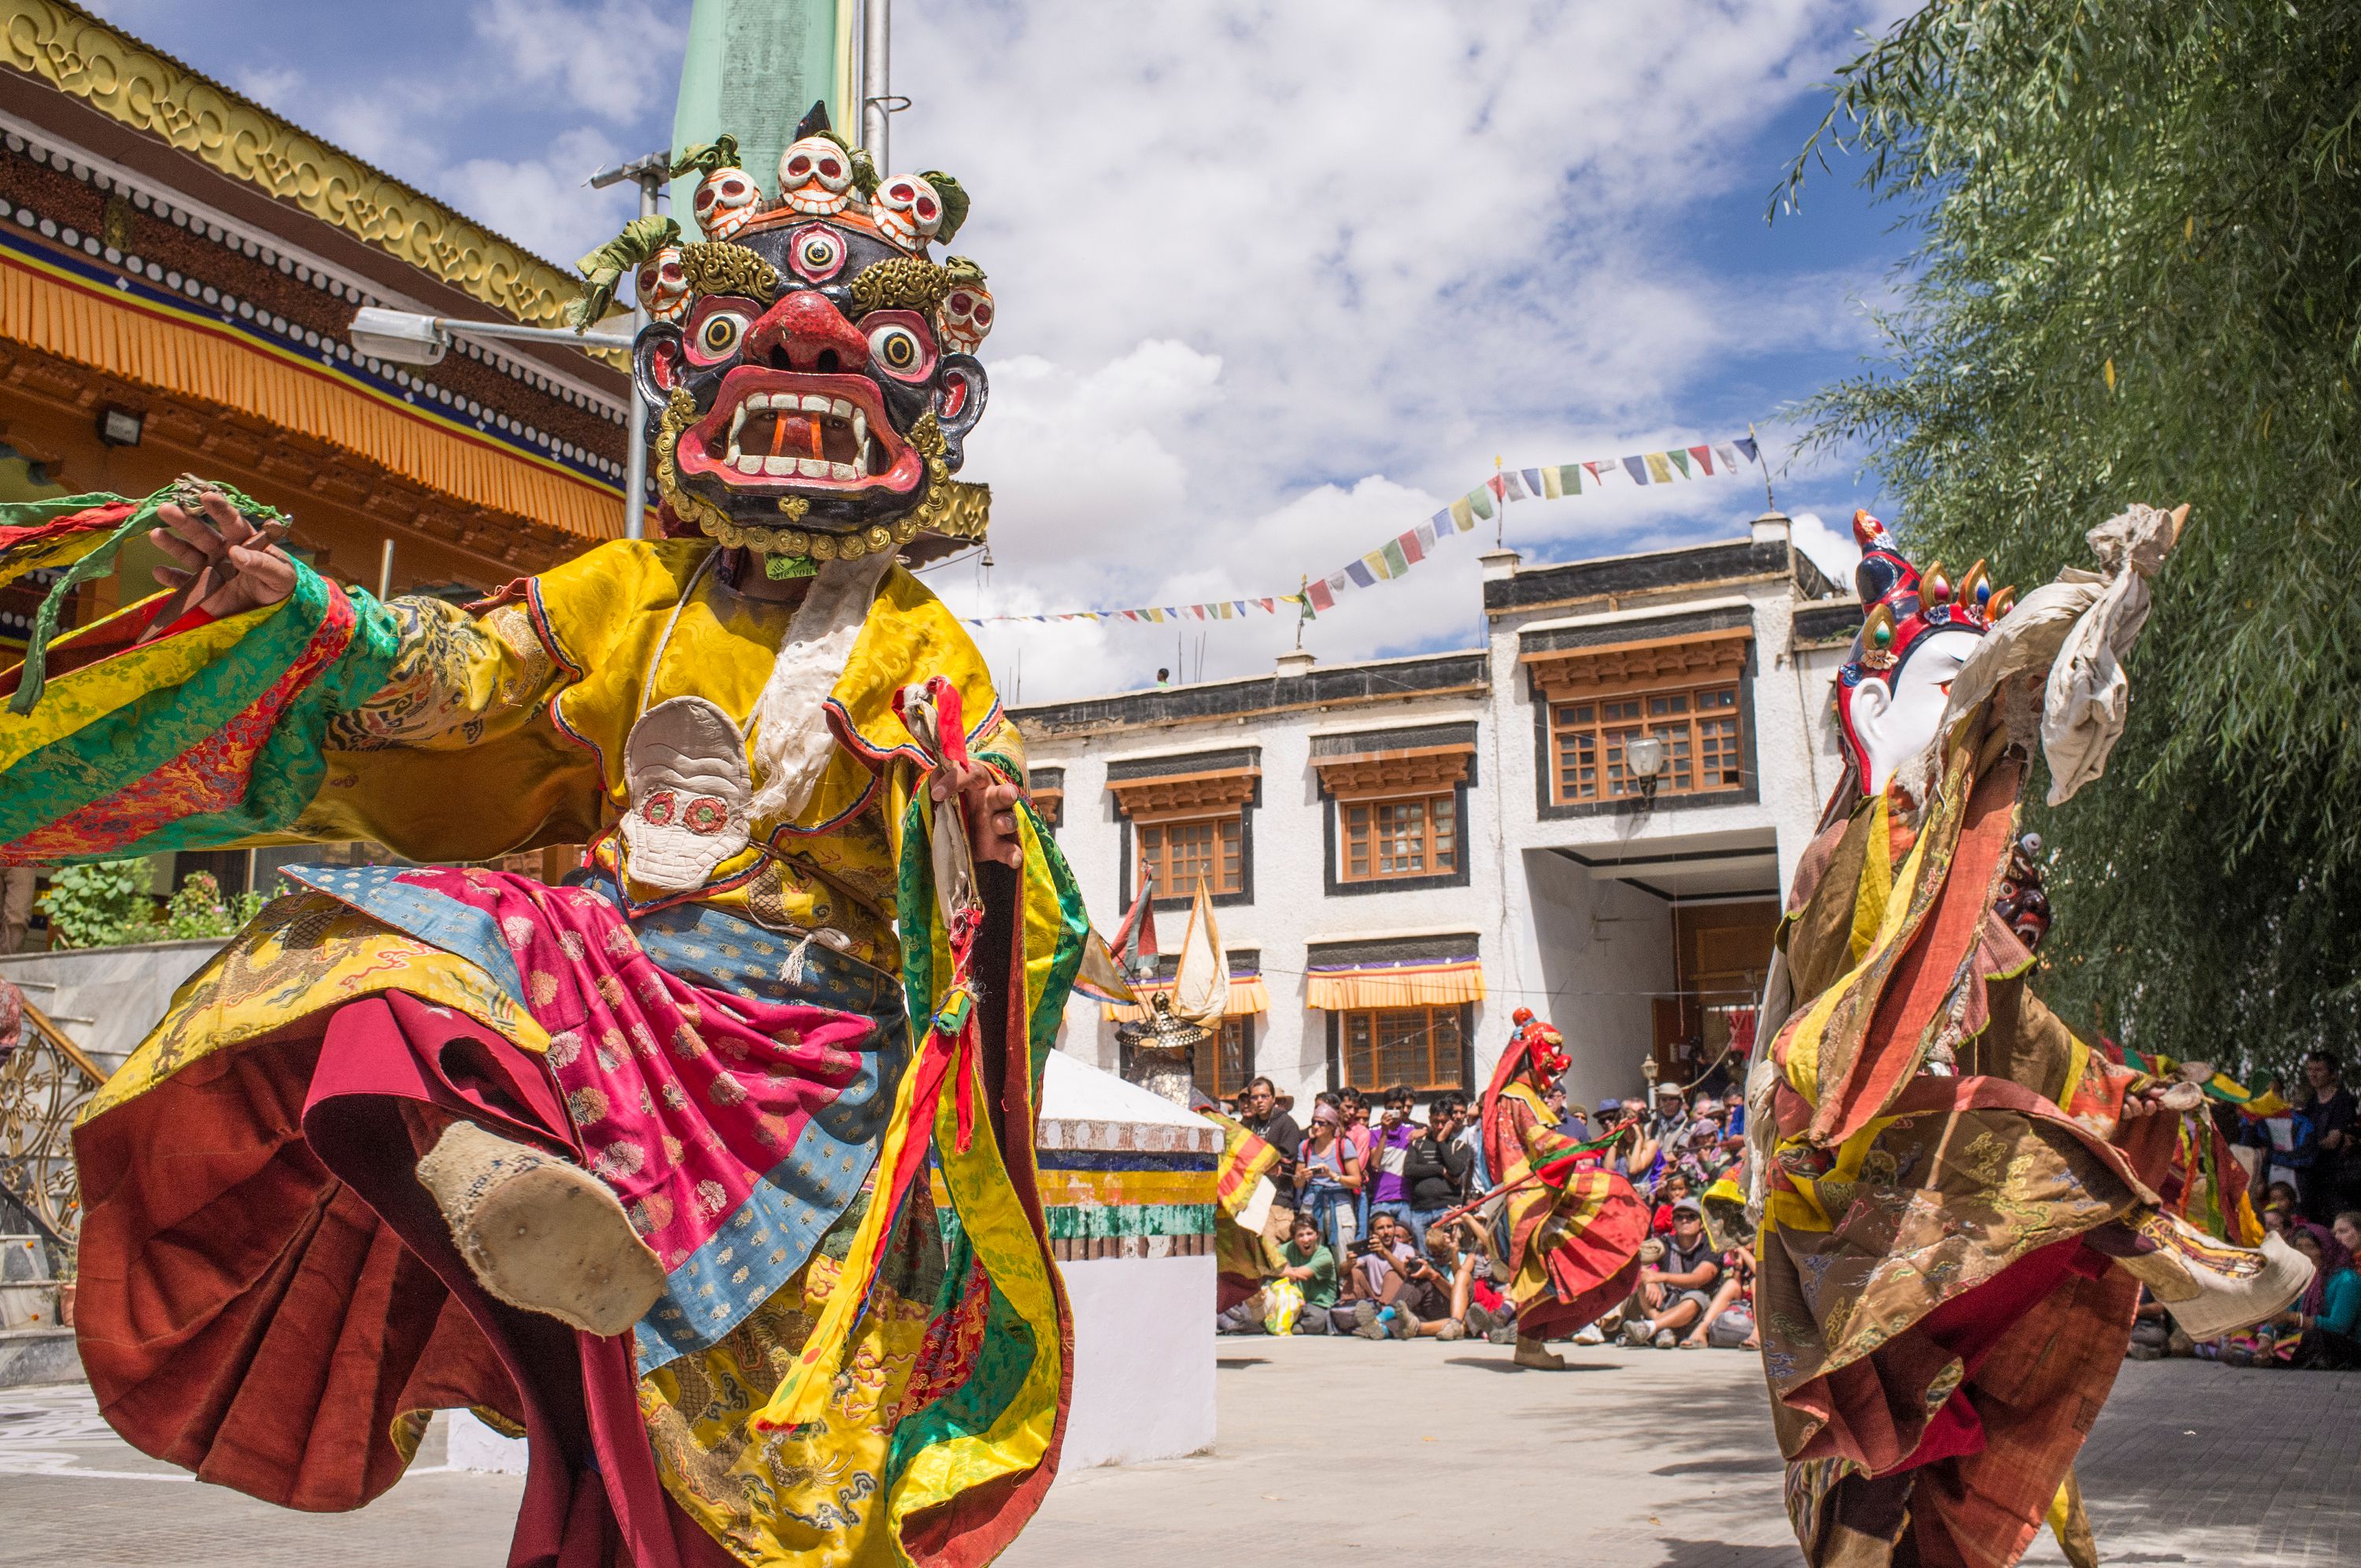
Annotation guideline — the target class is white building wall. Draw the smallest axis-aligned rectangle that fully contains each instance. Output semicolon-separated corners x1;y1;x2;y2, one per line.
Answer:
1033;674;1499;1097
1021;519;1858;1109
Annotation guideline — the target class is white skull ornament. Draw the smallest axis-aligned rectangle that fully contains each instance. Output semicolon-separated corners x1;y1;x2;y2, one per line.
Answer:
872;174;944;250
634;245;689;323
937;279;994;354
778;136;857;217
691;166;763;242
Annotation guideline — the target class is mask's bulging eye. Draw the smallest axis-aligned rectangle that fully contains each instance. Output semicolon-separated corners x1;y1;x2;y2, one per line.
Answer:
789;225;846;282
699;312;747;357
868;322;924;376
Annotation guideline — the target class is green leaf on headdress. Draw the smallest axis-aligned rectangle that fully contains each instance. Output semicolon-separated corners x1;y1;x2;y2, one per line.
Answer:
849;148;880;201
921;172;970;245
944;256;986;287
567;214;682;333
668;135;741;179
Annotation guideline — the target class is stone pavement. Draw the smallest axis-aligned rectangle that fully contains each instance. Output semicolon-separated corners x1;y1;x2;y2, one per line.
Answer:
2;1341;2352;1566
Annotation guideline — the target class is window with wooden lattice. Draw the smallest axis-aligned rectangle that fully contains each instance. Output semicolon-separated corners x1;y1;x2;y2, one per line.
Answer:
1549;682;1742;805
1340;795;1458;882
1136;815;1242;898
1339;1006;1465;1092
1192;1016;1254;1101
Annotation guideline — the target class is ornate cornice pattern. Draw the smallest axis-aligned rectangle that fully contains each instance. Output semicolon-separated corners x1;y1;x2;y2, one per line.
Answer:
0;0;583;327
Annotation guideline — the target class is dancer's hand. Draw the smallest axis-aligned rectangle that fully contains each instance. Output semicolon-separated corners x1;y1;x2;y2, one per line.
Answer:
930;761;1024;869
143;488;295;636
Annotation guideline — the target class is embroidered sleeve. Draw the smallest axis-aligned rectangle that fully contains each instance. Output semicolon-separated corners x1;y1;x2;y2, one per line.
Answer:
0;560;399;861
324;595;563;751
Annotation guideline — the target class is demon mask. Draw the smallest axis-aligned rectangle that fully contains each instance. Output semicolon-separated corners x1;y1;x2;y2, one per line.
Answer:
1834;510;2016;795
587;106;991;573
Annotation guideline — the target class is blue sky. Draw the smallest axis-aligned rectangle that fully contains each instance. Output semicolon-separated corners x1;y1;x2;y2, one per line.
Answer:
94;0;1918;699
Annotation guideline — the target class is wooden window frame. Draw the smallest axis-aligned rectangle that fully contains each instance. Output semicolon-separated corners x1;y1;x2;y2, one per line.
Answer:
1134;813;1244;901
1192;1015;1254;1102
1336;1004;1469;1094
1546;677;1745;807
1338;792;1459;884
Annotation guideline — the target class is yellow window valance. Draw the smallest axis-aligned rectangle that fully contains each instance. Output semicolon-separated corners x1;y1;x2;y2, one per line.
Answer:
1;245;632;543
1305;960;1485;1011
1101;975;1269;1021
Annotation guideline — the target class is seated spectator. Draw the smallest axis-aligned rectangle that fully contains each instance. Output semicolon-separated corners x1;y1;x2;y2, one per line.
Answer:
1650;1171;1695;1234
1294;1103;1364;1253
1275;1216;1342;1335
2285;1220;2360;1370
1620;1198;1721;1348
1391;1226;1475;1342
1402;1094;1472;1240
1683;1242;1757;1349
1345;1211;1421;1338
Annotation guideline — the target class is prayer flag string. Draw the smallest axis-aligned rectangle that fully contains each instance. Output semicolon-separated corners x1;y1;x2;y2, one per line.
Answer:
959;434;1761;627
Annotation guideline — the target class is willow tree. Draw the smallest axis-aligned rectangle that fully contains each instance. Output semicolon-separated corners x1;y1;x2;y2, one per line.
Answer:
1786;2;2361;1074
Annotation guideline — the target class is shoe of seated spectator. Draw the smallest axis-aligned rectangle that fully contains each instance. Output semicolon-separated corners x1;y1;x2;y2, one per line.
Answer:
1352;1300;1379;1333
1436;1319;1466;1341
1652;1329;1678;1349
1353;1318;1388;1340
1572;1323;1606;1346
1465;1303;1495;1337
1388;1303;1419;1340
1620;1315;1657;1348
1487;1320;1517;1345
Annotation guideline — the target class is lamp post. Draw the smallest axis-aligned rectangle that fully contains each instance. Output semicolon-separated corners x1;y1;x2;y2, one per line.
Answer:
587;149;673;540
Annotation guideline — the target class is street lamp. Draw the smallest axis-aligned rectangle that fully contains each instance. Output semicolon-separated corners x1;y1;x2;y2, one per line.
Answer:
1625;733;1668;799
347;306;635;366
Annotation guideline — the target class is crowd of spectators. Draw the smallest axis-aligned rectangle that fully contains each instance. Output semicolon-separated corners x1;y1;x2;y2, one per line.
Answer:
1217;1052;2361;1370
1215;1074;1757;1351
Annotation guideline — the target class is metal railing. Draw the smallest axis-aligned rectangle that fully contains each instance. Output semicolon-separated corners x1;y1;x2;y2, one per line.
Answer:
0;994;109;1256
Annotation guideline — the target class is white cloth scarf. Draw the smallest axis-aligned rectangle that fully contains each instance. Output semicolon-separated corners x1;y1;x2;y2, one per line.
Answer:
746;553;893;823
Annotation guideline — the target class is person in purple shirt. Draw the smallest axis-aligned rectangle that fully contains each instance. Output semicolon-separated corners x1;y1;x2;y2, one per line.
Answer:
1365;1083;1420;1230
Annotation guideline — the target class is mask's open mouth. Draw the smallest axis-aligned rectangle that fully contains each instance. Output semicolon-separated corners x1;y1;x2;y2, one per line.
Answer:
675;368;923;497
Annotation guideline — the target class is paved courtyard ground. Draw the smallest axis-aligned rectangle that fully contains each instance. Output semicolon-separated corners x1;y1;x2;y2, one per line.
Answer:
1;1339;2352;1566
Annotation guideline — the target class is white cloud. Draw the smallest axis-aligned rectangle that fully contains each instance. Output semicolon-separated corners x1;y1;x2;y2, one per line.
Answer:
1790;511;1858;588
470;0;686;127
873;0;1896;699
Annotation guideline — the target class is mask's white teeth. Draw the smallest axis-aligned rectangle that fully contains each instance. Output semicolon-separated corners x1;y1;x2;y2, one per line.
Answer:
827;461;857;481
796;456;830;478
800;393;830;414
856;433;871;474
736;455;763;475
852;409;866;452
829;397;854;421
763;455;794;476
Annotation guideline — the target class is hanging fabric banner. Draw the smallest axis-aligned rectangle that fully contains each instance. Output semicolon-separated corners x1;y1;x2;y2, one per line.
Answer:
959;434;1761;626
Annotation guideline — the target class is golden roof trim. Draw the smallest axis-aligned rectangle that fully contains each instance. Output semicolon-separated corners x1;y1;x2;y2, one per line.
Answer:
1;0;584;327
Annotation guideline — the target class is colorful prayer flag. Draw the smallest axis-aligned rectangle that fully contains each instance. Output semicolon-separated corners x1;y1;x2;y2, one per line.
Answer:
1487;474;1507;502
1735;435;1759;463
1448;498;1474;531
1345;560;1376;588
1623;456;1650;485
1469;489;1495;520
1501;470;1528;500
1715;442;1742;470
1645;452;1675;484
1397;529;1424;565
1666;450;1691;479
1689;444;1715;474
1307;579;1336;612
1414;519;1439;552
1540;467;1564;500
1520;468;1543;496
1362;548;1395;580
